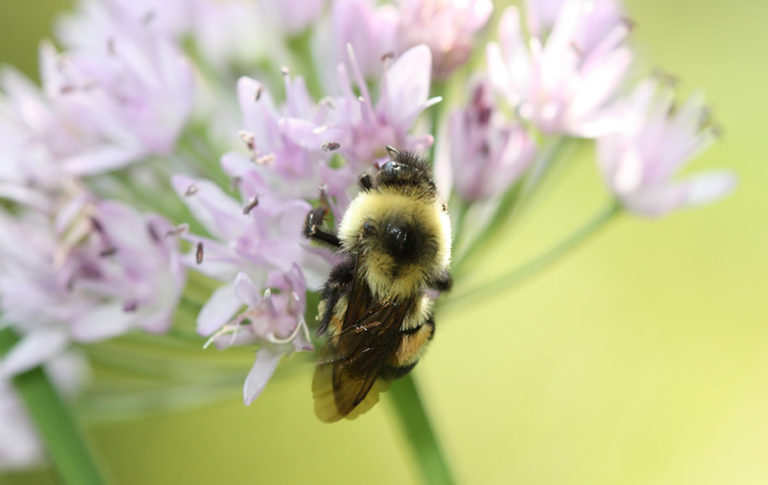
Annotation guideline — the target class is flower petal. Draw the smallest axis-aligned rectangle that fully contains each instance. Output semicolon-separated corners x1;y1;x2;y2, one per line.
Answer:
197;282;242;336
243;346;284;405
0;328;68;378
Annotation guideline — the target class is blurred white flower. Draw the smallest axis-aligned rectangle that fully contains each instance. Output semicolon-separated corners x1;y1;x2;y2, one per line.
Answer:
598;80;735;216
487;0;632;136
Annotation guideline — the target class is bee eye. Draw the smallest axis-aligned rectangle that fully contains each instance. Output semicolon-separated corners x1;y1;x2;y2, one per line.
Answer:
362;221;376;235
381;161;400;172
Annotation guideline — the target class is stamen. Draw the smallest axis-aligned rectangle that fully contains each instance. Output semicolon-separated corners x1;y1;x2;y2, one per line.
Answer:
142;10;156;25
242;196;259;215
238;130;255;150
195;242;204;264
164;223;189;238
99;246;117;257
185;184;198;196
147;222;161;243
322;141;341;151
254;153;276;165
319;97;336;109
254;85;263;101
123;300;138;312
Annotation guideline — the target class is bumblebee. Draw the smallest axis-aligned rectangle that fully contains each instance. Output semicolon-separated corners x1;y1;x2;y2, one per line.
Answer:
304;147;452;422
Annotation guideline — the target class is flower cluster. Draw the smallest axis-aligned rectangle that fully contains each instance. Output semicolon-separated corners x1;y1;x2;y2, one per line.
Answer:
0;0;735;471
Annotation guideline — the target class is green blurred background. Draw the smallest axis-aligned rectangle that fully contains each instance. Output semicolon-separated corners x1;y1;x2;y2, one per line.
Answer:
1;0;767;484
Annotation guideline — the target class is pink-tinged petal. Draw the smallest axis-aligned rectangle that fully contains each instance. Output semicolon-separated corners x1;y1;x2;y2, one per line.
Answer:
682;171;737;207
525;0;567;36
233;272;261;308
70;303;137;342
171;175;243;241
243;346;284;405
197;282;242;336
0;328;68;378
569;47;633;126
380;45;432;128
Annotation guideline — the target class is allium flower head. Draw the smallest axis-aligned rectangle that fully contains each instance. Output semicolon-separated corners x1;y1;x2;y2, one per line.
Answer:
0;4;194;183
450;79;535;201
173;169;324;404
396;0;493;80
487;0;632;137
0;194;185;377
331;44;441;169
598;80;735;216
330;0;399;79
260;0;327;36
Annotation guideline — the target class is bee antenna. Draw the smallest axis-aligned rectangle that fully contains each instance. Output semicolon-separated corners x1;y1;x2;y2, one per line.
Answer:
385;145;400;159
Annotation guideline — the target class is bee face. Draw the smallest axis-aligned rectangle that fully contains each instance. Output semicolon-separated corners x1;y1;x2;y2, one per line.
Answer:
361;217;430;266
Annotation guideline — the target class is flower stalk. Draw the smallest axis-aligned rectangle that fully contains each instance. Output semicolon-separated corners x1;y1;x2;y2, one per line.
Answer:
445;200;622;310
0;326;108;485
389;373;456;485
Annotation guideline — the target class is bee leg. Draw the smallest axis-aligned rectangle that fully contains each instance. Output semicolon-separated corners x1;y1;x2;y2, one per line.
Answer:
359;174;373;191
429;270;452;292
317;257;355;335
303;206;341;248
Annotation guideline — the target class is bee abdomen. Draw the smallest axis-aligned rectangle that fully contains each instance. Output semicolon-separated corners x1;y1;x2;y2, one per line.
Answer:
382;316;435;380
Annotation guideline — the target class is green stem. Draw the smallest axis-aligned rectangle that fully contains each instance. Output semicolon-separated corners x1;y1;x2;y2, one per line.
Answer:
0;327;109;485
389;374;456;485
444;201;622;310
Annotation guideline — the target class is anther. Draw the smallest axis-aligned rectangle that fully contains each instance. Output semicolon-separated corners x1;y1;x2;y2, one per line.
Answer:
196;242;204;264
185;184;198;196
322;141;341;151
242;196;259;215
238;130;255;150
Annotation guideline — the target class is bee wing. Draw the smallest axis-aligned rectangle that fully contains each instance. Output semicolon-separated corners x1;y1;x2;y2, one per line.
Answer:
313;274;411;422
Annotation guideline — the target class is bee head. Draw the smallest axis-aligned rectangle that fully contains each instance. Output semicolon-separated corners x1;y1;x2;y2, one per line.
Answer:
374;149;435;192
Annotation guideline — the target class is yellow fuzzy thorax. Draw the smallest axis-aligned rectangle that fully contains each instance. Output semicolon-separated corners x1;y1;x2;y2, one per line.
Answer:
338;186;452;301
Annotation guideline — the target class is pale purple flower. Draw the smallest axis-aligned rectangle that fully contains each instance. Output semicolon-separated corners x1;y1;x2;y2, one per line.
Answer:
172;171;324;404
0;351;88;469
190;1;279;73
56;0;194;44
450;79;535;201
260;0;327;36
233;75;352;203
525;0;568;37
232;44;439;214
0;5;194;181
331;44;441;169
396;0;493;80
0;194;185;377
597;80;735;216
330;0;399;79
487;1;632;136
